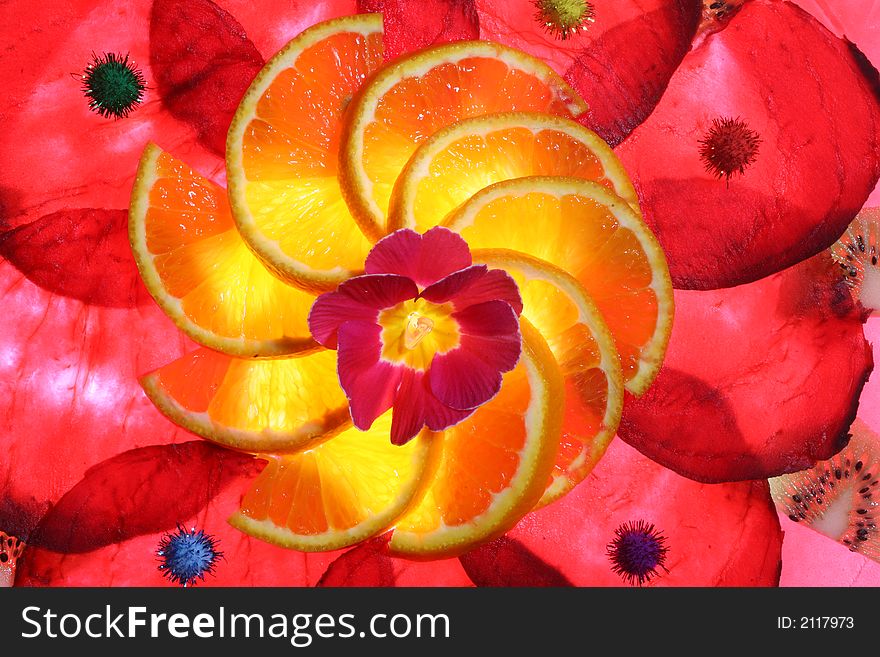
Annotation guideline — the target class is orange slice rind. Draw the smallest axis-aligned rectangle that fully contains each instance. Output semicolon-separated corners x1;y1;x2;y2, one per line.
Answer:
445;176;673;395
230;411;439;552
388;318;564;559
140;347;351;454
226;13;385;292
339;40;588;235
129;143;319;357
474;249;624;507
388;111;639;233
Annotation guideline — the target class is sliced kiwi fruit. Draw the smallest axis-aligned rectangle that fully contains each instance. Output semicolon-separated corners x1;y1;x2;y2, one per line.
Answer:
831;207;880;313
770;418;880;562
0;530;25;587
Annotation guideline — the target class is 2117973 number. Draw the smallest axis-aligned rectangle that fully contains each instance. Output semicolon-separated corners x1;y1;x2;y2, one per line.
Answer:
777;617;854;629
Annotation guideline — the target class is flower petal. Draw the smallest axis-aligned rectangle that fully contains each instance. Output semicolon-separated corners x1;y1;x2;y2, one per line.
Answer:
358;0;480;60
365;226;472;287
429;338;511;411
430;301;521;410
460;438;783;586
419;264;488;303
457;268;524;315
618;253;873;482
391;369;472;445
420;265;523;315
308;292;378;349
337;321;405;430
309;274;418;347
338;274;419;309
475;0;702;146
453;299;520;338
348;362;406;432
615;0;880;289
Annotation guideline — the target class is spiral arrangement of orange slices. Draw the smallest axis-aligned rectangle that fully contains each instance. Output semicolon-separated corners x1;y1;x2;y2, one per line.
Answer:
129;14;673;559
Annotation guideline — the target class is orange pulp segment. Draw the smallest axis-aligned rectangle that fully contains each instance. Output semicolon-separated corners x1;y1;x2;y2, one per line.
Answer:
339;40;588;235
140;347;351;453
388;318;564;559
445;177;673;395
129;143;318;357
230;411;438;552
227;14;385;291
389;112;639;232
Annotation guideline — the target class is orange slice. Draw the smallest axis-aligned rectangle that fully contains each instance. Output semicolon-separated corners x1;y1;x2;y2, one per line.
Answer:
475;249;623;507
388;318;564;559
129;143;318;357
140;347;350;453
230;411;439;552
389;112;639;233
445;177;673;395
226;14;384;292
339;41;588;235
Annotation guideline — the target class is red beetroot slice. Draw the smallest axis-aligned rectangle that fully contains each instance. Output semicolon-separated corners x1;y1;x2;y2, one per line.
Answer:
0;0;224;227
316;535;396;586
0;260;192;540
0;209;141;307
358;0;480;61
0;1;352;233
475;0;702;146
460;536;573;586
316;535;473;586
149;0;264;156
15;447;337;586
615;0;880;290
618;253;873;483
460;438;783;586
27;441;259;554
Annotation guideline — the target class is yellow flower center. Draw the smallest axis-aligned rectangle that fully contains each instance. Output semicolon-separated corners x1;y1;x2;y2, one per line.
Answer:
379;298;460;370
404;313;434;350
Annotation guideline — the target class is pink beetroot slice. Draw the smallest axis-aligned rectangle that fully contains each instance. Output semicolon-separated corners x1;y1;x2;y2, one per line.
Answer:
615;0;880;290
460;438;783;586
618;253;873;483
476;0;702;146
